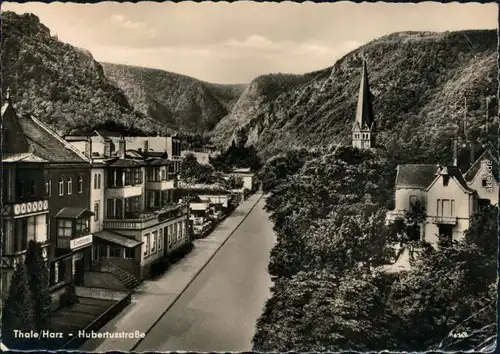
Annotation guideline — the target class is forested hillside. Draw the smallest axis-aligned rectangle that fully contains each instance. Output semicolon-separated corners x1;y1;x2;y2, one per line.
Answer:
212;30;497;163
1;11;163;135
101;63;246;134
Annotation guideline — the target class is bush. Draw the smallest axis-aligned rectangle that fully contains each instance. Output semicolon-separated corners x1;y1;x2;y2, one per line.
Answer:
59;285;79;307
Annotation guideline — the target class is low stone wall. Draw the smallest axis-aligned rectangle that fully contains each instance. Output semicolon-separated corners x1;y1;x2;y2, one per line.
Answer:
75;286;130;301
84;271;127;290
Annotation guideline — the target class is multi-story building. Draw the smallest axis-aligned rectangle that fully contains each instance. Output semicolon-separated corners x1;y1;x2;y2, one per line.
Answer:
1;92;50;300
2;92;94;302
386;144;499;247
65;135;190;282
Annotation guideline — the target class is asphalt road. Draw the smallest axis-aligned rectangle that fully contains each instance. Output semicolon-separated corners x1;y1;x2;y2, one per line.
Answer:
133;197;276;352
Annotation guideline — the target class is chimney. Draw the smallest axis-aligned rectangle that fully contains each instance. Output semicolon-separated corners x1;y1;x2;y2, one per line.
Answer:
104;139;111;158
452;139;458;167
144;140;149;152
84;137;92;159
118;137;126;159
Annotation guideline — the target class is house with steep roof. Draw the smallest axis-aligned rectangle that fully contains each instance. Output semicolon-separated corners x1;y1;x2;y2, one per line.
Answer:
463;143;499;207
385;164;439;226
352;59;376;150
424;165;478;245
1;91;95;306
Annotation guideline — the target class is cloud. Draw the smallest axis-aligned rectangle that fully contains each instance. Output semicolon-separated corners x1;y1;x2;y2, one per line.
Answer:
110;14;156;39
224;35;274;49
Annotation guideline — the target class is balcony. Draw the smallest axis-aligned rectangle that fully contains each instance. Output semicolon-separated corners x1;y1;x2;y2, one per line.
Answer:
1;199;49;218
104;204;189;231
146;179;176;190
106;185;142;199
432;216;458;225
57;234;93;250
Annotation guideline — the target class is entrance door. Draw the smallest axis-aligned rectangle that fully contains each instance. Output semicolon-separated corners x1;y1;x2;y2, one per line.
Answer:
74;257;85;286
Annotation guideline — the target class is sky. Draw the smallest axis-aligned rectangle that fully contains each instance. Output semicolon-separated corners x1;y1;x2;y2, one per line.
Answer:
3;1;497;84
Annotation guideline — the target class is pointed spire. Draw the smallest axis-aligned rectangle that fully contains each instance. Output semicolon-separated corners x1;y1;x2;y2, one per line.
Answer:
355;58;375;130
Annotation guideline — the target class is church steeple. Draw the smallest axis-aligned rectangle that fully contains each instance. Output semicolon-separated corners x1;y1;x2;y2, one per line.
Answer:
352;59;376;149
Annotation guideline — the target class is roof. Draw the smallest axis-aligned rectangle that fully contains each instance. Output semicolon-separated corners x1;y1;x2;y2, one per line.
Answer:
395;164;439;189
444;166;476;193
64;136;88;141
92;129;122;138
94;230;143;248
107;159;145;167
147;158;172;166
426;166;476;194
17;115;89;163
190;203;210;211
464;147;500;183
354;59;375;131
2;152;48;163
55;207;94;219
178;181;229;192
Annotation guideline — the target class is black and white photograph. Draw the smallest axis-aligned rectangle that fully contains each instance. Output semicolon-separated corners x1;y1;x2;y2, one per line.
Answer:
0;1;498;352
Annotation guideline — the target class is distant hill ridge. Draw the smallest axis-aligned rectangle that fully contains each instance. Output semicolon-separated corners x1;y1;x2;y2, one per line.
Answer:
210;29;497;162
2;10;496;158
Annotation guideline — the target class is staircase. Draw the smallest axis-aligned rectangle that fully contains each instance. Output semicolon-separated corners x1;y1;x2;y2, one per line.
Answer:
93;261;142;289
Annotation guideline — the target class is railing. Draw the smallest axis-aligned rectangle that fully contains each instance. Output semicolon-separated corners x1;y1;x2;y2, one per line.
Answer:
432;216;458;225
104;204;189;230
1;199;49;217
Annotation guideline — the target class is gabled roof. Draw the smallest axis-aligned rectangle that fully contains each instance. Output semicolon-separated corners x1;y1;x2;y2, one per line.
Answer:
395;164;439;189
18;115;90;163
425;165;475;194
354;59;375;131
91;129;122;139
3;152;48;163
107;159;145;167
464;146;499;183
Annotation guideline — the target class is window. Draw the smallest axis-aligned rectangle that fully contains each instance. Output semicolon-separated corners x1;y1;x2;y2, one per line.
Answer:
143;233;150;257
442;199;450;217
482;179;488;187
125;248;134;259
443;175;450;186
57;219;72;237
166;226;171;246
78;176;83;193
409;195;418;212
151;231;157;253
46;180;51;197
94;174;98;189
27;216;36;243
109;246;122;258
159;228;163;251
59;178;64;196
161;169;166;181
169;225;174;244
75;218;89;236
98;174;101;189
30;180;36;196
18;180;25;199
94;202;100;221
436;199;441;216
177;223;181;241
67;177;72;195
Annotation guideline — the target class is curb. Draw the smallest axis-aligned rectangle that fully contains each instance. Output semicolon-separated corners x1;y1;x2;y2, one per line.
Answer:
129;193;264;351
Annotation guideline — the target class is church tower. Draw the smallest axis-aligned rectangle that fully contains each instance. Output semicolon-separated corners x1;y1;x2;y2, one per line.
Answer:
352;59;376;149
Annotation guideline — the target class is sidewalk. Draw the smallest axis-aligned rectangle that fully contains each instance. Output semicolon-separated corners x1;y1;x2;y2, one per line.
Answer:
79;193;263;352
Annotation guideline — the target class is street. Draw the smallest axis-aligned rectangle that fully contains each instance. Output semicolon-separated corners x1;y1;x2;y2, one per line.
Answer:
133;196;276;351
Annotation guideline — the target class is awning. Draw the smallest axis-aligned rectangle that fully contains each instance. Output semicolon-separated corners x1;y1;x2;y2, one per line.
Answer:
94;230;143;248
55;207;94;219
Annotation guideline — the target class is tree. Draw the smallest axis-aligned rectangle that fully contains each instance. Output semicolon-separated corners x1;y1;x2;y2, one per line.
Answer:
25;240;51;331
464;204;498;261
2;262;35;349
179;153;202;183
225;175;244;189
